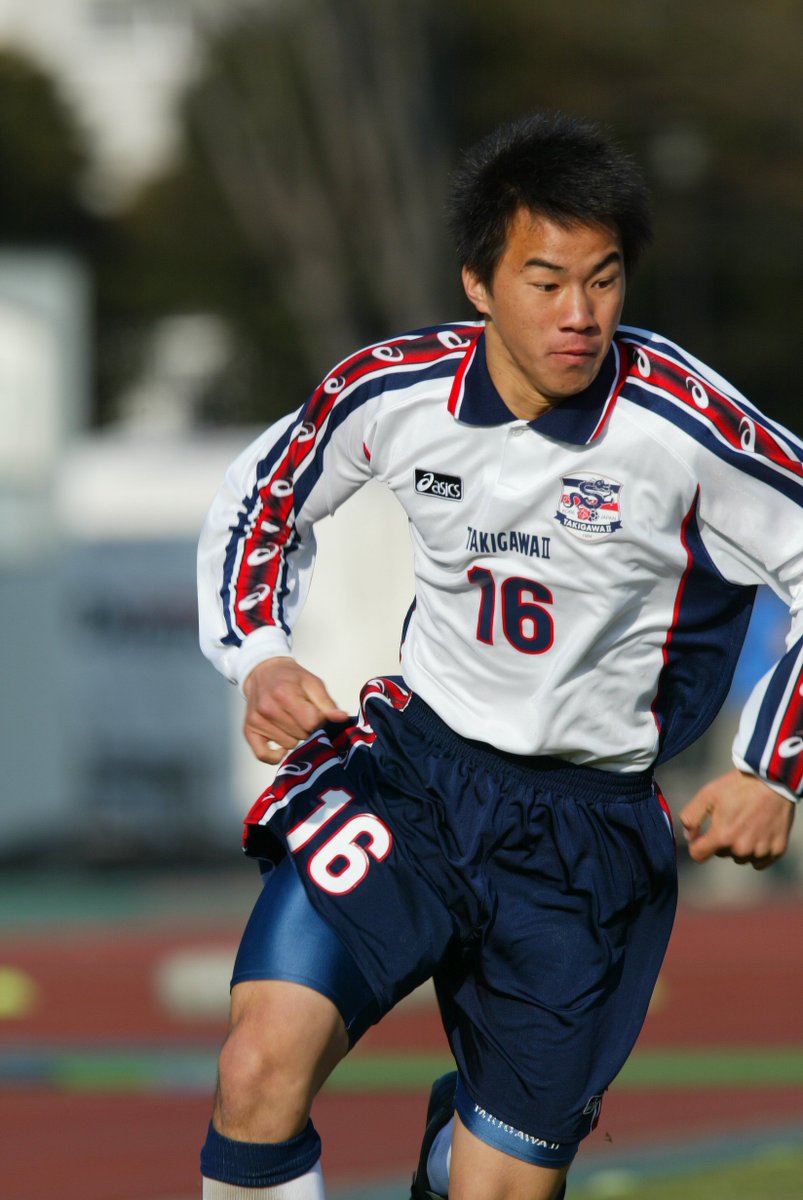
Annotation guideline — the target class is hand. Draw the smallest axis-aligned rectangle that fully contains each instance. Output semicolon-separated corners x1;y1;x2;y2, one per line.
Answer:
242;657;349;764
680;769;795;870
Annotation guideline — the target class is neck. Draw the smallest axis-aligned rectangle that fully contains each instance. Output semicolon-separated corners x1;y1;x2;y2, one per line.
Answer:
489;362;556;422
482;328;555;422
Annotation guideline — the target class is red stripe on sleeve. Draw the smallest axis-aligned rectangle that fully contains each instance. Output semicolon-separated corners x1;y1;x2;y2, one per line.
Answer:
768;672;803;793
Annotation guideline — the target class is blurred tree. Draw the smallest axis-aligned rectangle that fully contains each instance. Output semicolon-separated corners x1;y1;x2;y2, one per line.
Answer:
102;0;458;425
95;150;277;426
188;0;456;365
0;47;93;244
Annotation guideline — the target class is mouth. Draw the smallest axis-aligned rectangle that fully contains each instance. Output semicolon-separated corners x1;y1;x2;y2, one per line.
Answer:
551;347;598;365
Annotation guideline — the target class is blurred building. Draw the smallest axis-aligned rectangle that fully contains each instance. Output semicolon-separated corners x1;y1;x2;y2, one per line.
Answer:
0;253;88;851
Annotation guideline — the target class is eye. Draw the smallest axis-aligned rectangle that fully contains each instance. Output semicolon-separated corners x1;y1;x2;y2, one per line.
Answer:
593;273;621;290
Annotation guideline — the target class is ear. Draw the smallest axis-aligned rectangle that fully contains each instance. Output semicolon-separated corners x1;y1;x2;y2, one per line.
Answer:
462;266;491;315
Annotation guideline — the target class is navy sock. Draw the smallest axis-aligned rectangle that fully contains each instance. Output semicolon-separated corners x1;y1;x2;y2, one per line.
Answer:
200;1120;322;1186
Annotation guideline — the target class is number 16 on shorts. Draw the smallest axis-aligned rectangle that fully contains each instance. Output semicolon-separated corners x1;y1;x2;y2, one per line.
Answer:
287;788;393;895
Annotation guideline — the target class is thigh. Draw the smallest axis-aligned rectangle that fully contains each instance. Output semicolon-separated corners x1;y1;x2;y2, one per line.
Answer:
227;975;349;1089
232;857;381;1043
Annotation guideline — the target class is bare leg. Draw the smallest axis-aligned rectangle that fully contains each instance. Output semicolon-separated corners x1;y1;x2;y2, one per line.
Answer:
448;1113;569;1200
213;978;349;1142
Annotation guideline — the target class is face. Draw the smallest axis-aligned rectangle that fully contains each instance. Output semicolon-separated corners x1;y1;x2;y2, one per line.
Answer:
462;210;626;421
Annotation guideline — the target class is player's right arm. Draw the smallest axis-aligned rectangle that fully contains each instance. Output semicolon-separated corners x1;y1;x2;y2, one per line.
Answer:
197;364;375;749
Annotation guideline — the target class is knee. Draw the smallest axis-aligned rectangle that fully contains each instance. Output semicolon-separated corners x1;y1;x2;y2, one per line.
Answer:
218;1022;290;1094
215;1020;307;1139
212;981;348;1142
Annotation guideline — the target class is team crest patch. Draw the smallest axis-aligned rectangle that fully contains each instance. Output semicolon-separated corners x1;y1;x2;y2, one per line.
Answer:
555;474;623;541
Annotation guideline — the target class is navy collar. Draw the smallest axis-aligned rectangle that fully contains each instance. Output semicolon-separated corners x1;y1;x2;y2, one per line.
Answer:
448;329;622;446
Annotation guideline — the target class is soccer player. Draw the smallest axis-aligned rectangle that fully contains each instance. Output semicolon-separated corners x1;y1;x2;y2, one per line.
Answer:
196;112;797;1200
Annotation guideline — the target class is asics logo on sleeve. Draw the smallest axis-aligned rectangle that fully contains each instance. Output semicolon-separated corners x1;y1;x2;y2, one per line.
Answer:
415;469;463;501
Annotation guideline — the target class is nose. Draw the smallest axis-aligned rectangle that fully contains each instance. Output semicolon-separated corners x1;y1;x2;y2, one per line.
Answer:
559;286;598;332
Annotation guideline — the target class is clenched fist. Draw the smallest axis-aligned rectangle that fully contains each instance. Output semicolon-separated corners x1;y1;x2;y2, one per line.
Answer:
242;657;349;765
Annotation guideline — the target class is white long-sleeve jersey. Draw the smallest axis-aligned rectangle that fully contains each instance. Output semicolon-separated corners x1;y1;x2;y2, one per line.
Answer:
198;321;803;800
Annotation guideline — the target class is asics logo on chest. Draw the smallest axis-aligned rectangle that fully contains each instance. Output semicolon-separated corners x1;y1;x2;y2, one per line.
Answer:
415;469;463;501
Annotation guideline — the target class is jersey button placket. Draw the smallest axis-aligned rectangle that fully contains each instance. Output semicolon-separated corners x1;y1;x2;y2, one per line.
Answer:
498;422;535;491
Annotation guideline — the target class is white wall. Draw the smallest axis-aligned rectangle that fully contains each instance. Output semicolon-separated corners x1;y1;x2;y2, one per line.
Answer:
55;430;415;835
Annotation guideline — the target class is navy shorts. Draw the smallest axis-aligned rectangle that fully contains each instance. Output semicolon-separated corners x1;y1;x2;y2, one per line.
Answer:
239;676;678;1163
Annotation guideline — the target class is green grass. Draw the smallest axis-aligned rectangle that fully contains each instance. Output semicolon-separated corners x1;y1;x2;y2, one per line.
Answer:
324;1046;803;1091
571;1146;803;1199
616;1046;803;1088
4;1043;803;1093
329;1147;803;1199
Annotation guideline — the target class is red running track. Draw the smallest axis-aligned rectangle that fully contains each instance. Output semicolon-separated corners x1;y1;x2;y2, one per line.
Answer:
1;899;801;1200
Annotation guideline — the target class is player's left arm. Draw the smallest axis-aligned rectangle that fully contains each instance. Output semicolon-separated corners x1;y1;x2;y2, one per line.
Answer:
680;769;796;870
686;391;803;866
